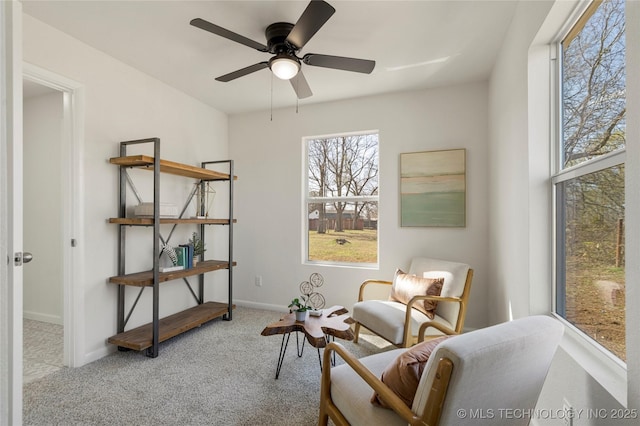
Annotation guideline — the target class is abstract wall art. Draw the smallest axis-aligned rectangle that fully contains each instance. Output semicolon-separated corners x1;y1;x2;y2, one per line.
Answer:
400;148;466;227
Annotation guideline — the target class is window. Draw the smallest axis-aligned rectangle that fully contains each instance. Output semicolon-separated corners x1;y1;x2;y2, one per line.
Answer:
304;132;379;266
554;0;626;361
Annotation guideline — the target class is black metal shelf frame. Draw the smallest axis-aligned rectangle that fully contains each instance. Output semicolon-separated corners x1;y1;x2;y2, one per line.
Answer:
114;138;234;357
198;160;234;321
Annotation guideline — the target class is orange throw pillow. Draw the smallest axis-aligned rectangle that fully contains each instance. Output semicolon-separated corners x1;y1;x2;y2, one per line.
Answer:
371;335;451;409
389;269;444;319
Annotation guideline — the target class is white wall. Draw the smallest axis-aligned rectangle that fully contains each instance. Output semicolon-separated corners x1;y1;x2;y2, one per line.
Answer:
488;0;555;324
23;90;63;324
22;14;229;363
229;83;490;330
489;0;639;422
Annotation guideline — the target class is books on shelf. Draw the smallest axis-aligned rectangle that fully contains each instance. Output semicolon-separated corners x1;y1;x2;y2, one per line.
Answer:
175;244;195;269
176;246;186;268
181;244;194;269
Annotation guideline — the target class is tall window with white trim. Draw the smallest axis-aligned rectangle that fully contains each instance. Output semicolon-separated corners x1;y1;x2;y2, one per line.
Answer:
304;132;379;266
554;0;626;360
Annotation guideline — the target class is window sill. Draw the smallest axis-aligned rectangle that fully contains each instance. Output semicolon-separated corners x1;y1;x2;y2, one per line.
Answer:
304;260;379;270
555;315;627;406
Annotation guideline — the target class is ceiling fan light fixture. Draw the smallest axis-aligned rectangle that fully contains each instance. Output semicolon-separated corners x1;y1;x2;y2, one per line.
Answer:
269;55;300;80
192;0;375;98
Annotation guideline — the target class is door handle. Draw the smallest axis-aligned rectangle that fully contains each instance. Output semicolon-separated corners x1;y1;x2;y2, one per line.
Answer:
14;251;34;266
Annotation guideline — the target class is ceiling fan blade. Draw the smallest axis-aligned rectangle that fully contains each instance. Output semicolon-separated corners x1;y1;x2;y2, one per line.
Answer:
285;0;336;50
290;71;313;99
190;18;268;52
215;62;269;82
303;53;375;74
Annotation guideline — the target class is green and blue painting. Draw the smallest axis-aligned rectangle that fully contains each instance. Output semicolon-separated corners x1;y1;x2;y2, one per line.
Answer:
400;149;466;227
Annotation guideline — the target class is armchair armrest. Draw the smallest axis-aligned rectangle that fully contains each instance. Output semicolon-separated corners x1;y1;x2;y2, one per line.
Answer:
358;279;392;302
408;295;464;306
404;295;465;342
320;342;422;425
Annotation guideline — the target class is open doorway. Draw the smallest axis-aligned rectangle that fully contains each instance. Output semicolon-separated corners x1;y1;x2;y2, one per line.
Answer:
22;79;65;382
21;63;85;377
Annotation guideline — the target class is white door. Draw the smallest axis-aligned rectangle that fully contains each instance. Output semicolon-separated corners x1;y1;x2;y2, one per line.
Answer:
1;1;24;424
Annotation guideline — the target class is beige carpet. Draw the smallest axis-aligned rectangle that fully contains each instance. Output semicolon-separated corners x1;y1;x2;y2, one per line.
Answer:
23;319;64;384
23;306;393;425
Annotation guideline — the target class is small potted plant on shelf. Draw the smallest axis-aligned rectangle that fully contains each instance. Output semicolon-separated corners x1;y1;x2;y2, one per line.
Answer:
189;232;206;266
288;297;310;322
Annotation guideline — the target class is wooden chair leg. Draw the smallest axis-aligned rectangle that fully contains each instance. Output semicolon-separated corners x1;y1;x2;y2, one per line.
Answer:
354;322;360;343
402;325;413;348
318;407;329;426
318;410;329;426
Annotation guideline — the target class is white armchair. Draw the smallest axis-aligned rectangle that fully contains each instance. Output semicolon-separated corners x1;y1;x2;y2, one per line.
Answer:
353;257;473;347
319;315;563;426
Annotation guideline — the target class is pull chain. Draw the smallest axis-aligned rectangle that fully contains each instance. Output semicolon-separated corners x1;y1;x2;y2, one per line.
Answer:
270;72;273;122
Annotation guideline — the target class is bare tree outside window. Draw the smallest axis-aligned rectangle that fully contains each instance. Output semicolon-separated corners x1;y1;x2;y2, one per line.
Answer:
556;0;626;360
562;0;625;167
306;133;378;265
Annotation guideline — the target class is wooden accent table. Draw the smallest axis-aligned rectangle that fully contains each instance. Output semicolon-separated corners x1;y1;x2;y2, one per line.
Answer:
261;306;355;379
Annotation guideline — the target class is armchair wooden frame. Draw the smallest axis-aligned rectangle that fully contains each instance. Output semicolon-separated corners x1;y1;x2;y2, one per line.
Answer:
318;341;453;426
353;269;473;348
319;315;563;426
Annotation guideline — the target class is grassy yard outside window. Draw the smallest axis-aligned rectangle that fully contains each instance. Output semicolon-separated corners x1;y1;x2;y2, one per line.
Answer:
304;132;379;266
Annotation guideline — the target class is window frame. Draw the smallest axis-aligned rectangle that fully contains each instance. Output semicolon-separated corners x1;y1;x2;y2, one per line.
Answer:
302;130;380;268
549;0;628;405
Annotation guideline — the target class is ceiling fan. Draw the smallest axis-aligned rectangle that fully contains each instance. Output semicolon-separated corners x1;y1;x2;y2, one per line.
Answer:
190;0;376;99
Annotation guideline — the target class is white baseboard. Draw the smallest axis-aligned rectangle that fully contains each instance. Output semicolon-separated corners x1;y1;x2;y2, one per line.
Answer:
83;345;115;366
234;299;289;313
23;310;63;325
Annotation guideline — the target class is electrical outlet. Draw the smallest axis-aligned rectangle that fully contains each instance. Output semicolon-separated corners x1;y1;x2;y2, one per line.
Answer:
255;275;262;287
562;398;573;426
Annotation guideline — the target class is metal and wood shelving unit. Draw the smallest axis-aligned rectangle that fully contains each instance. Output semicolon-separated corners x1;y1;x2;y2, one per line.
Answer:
107;138;235;357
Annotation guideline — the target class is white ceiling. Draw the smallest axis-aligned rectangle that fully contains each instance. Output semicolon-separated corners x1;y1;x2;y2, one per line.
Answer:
22;0;518;115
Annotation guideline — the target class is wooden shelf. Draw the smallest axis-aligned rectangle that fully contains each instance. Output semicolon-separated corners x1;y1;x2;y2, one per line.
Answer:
109;155;237;181
107;301;235;351
109;141;235;357
108;217;236;225
108;259;236;287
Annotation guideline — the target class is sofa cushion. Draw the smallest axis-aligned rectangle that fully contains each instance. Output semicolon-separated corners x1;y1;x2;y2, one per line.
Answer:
331;348;408;426
389;269;444;319
352;300;452;345
371;336;451;408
